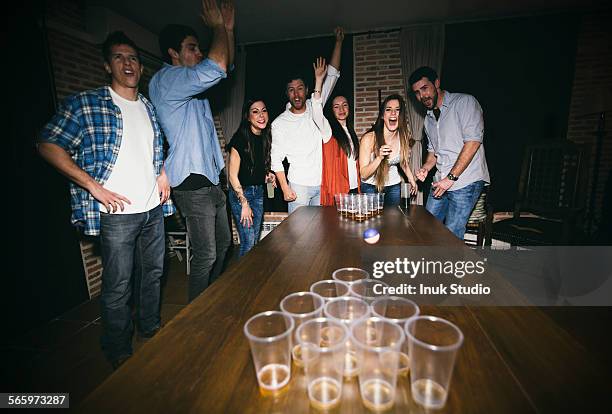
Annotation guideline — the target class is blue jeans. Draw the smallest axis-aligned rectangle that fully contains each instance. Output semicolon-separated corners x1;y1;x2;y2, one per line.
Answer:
426;180;485;239
99;205;165;363
173;185;232;302
360;182;401;207
288;182;320;214
229;185;264;257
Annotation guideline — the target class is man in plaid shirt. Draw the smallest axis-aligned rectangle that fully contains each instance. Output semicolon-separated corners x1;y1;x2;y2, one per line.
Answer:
38;32;174;369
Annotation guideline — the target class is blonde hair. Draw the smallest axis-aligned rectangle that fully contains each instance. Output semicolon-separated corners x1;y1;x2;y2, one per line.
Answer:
366;94;414;191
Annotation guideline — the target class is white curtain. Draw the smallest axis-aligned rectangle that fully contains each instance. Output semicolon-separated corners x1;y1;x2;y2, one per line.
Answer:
220;47;246;147
399;24;445;205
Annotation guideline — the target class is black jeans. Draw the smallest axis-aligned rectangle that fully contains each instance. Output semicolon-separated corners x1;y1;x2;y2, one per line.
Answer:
173;185;232;301
99;205;165;363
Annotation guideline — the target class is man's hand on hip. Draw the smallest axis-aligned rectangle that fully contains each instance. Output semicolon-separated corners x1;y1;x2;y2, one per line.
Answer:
431;177;454;198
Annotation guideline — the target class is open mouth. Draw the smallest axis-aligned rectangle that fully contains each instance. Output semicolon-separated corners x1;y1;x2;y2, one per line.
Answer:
388;117;398;127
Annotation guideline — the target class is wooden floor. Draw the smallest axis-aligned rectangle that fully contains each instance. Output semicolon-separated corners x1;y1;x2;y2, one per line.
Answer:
0;250;238;408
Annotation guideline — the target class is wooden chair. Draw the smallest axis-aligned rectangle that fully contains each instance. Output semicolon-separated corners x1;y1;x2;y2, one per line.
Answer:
465;186;493;247
491;140;589;245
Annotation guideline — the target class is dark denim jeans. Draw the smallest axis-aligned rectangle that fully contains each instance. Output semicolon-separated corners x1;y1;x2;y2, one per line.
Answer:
99;205;164;363
425;180;485;240
360;182;401;207
173;185;231;302
229;185;264;257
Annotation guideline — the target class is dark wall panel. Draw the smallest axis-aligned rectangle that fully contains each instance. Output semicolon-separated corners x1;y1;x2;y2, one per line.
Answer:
5;2;88;338
441;14;578;211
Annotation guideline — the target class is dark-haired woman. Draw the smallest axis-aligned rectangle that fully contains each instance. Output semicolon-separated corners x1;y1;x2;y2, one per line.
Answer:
228;99;275;257
359;94;417;207
320;96;361;205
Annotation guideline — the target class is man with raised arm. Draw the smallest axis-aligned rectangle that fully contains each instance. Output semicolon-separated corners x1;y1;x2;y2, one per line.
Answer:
150;0;235;302
38;32;174;369
271;28;344;213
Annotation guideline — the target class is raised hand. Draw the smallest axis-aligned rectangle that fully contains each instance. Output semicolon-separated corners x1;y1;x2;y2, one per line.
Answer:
313;57;327;83
334;26;345;42
220;0;235;31
201;0;224;28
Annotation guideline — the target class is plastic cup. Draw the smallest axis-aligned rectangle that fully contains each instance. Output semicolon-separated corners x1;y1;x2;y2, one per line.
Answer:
371;297;420;376
349;279;390;305
355;194;369;221
244;311;295;396
334;193;344;215
344;194;357;220
280;292;324;367
310;280;350;302
377;192;385;212
404;316;464;409
296;318;349;410
324;296;371;378
351;317;405;411
366;193;378;216
332;267;369;286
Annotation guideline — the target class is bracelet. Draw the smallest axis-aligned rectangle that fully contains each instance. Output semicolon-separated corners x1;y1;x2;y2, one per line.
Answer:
313;90;321;94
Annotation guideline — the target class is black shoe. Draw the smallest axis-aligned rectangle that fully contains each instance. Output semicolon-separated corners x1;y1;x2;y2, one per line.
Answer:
111;354;131;370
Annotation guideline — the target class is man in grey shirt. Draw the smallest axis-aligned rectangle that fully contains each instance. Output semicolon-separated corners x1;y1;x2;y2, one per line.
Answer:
409;66;490;239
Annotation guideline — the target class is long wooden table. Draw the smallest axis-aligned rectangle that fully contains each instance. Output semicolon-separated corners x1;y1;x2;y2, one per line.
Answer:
79;206;612;413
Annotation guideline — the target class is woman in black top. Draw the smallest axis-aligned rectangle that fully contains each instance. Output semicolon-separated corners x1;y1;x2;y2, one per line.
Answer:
227;98;275;257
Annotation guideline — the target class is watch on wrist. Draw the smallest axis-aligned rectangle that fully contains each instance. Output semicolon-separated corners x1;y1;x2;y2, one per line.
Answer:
447;173;459;181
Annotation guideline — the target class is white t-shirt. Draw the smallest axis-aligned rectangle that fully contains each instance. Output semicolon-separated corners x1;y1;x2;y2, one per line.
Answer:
101;87;159;214
271;65;340;187
341;124;359;190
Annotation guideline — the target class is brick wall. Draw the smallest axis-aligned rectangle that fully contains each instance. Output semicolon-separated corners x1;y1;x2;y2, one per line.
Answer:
566;11;612;233
353;30;407;137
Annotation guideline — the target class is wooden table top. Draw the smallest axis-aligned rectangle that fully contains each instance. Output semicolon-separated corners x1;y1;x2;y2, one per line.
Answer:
79;206;612;413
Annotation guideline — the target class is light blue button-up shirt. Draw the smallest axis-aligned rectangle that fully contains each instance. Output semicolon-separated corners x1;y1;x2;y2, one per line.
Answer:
149;58;227;187
424;91;490;191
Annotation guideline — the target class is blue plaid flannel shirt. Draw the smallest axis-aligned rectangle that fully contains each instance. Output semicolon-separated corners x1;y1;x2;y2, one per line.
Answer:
39;86;175;236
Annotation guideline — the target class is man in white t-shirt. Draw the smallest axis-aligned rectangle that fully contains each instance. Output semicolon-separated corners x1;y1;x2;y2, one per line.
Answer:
38;32;174;369
271;27;344;213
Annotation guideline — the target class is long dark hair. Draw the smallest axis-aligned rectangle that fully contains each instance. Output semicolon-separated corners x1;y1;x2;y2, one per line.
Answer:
326;95;359;158
366;94;414;191
231;98;272;176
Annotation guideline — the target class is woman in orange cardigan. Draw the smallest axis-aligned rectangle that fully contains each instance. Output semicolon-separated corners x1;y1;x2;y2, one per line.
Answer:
320;95;361;206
